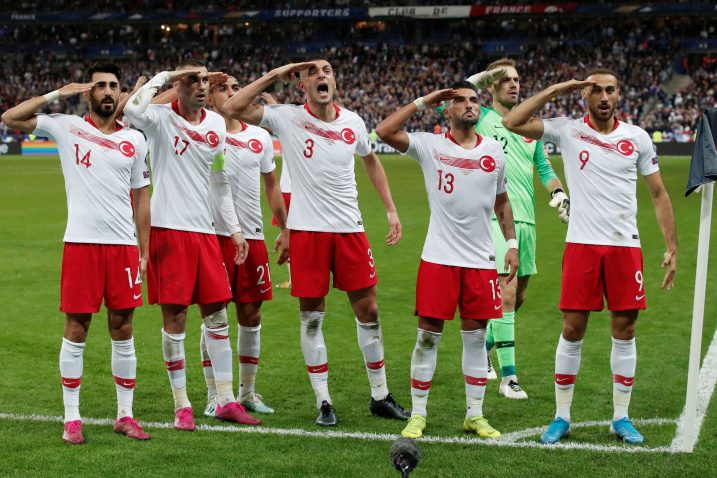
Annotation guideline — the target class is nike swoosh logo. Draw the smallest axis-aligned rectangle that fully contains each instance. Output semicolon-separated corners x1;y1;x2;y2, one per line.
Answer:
369;272;376;279
133;293;142;299
556;377;570;383
635;294;645;300
494;304;502;310
260;287;272;294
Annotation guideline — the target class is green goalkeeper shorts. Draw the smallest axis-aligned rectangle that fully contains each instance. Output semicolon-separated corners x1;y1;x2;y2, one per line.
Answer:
491;220;537;277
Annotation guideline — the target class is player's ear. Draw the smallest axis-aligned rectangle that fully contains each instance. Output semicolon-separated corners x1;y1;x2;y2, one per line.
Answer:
297;80;306;93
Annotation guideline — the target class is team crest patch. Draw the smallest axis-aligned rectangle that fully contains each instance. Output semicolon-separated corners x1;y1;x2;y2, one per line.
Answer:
616;139;634;156
119;141;136;158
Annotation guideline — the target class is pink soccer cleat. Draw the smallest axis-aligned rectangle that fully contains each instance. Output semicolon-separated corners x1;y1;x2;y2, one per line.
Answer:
174;407;196;431
215;401;261;425
62;420;85;444
114;416;151;440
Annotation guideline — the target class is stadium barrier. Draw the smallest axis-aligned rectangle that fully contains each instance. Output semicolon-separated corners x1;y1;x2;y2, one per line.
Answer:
0;142;22;155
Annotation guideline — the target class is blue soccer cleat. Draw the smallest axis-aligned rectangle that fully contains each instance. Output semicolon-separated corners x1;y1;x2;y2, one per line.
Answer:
540;417;570;444
610;417;644;444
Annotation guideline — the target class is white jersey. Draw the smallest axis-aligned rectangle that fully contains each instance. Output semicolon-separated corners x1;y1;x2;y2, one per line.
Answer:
542;116;659;247
279;152;291;193
405;131;507;269
260;103;372;233
34;114;149;245
213;123;275;239
127;100;227;234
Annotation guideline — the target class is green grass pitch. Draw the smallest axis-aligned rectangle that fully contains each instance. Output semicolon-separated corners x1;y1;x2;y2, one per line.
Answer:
0;154;715;476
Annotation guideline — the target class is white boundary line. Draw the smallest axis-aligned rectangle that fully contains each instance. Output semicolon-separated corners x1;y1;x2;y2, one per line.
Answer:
0;412;675;453
671;324;717;451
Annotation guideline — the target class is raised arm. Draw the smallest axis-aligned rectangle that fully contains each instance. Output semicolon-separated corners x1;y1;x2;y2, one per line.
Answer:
115;75;147;121
493;192;519;283
644;171;678;289
124;69;200;128
376;88;457;153
1;83;94;133
221;62;315;126
502;79;595;140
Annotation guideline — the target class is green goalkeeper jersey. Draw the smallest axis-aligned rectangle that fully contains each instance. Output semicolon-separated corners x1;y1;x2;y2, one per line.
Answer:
477;105;557;224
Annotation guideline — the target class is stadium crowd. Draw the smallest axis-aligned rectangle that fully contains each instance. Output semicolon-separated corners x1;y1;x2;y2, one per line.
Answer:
1;15;716;141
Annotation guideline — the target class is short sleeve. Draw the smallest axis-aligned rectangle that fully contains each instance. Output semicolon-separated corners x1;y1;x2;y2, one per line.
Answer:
33;114;64;140
404;132;431;165
354;119;372;157
541;117;571;147
637;130;659;176
259;134;276;174
260;104;288;133
125;103;161;132
130;135;150;189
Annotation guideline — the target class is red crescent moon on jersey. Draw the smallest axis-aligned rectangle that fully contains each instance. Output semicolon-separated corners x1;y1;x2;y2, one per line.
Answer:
522;136;534;143
340;128;356;145
248;138;263;154
479;155;496;172
616;139;634;156
206;131;220;148
119;141;136;158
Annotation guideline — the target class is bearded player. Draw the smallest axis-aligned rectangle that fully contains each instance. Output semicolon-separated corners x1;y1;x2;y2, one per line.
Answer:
222;59;409;426
2;63;151;443
503;69;677;444
125;60;259;430
377;82;518;439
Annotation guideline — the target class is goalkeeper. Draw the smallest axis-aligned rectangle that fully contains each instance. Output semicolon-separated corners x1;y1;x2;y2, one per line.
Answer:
440;58;569;399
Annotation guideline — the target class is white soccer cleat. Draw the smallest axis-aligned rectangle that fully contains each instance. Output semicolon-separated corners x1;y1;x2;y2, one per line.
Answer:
499;379;528;399
204;395;217;417
240;392;275;414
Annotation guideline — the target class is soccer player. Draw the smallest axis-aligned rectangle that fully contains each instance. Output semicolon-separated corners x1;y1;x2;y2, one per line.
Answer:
222;59;409;426
465;58;569;399
199;70;289;416
124;60;260;430
1;63;152;444
502;69;677;444
377;82;518;439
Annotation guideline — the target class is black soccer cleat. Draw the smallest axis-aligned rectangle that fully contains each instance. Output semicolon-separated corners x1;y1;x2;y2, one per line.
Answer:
316;400;337;427
370;393;410;421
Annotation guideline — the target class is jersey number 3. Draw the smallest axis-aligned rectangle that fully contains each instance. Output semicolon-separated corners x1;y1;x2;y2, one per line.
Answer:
303;139;315;158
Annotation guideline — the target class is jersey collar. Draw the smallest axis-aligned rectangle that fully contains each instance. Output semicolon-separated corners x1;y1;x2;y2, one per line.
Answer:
445;130;482;148
172;99;207;124
584;114;619;133
303;102;340;121
84;114;123;132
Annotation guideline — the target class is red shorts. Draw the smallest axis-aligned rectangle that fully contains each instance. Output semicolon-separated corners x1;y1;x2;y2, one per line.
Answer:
289;230;378;298
218;236;273;304
415;260;502;321
60;243;142;314
560;243;647;312
147;227;232;306
271;192;291;226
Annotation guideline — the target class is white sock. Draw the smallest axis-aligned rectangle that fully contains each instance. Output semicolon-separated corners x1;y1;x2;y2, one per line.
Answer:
410;329;442;417
611;337;637;421
203;308;235;407
238;324;261;398
199;324;216;400
300;311;331;408
554;335;583;421
59;338;85;423
356;318;389;401
161;328;190;411
461;329;488;419
111;337;136;419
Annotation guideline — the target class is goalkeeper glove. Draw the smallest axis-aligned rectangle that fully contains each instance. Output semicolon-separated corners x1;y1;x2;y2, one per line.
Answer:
466;68;508;89
549;188;570;223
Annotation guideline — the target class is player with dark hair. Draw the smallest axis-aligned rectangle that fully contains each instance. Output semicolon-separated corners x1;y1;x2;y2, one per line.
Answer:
377;81;518;439
222;59;409;426
503;69;677;444
2;63;152;444
124;59;259;430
